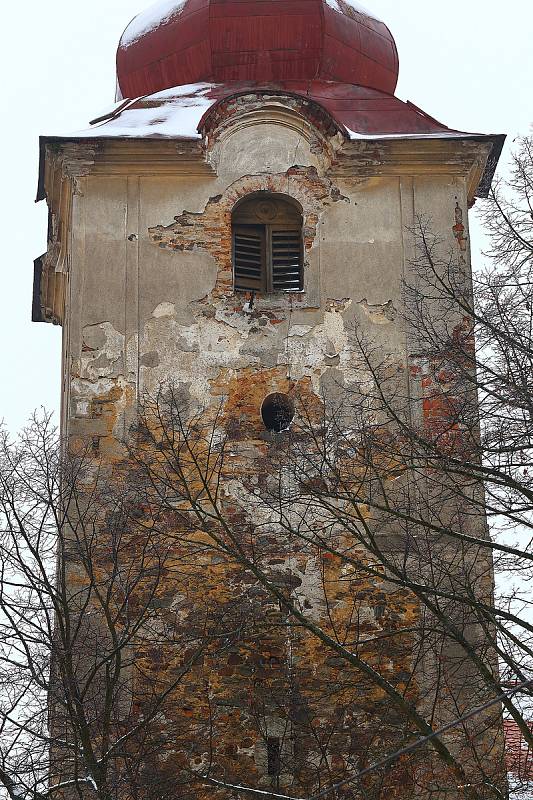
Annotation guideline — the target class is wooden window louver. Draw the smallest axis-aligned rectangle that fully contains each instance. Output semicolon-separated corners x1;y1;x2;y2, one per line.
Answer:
232;196;303;293
233;225;264;291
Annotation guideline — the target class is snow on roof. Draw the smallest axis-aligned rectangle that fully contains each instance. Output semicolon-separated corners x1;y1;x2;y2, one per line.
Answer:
147;83;215;101
324;0;382;22
121;0;186;48
66;82;498;147
74;85;215;139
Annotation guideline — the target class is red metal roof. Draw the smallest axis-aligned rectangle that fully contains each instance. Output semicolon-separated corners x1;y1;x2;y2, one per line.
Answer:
117;0;399;100
204;81;458;137
83;81;495;140
36;2;506;208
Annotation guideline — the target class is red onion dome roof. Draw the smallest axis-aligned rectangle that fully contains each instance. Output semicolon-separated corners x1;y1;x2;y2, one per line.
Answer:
117;0;399;100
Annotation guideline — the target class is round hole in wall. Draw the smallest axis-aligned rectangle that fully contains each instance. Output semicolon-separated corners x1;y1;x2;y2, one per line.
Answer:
261;393;295;433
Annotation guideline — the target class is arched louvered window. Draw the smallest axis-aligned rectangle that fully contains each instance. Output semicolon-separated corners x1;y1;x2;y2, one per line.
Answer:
232;195;303;293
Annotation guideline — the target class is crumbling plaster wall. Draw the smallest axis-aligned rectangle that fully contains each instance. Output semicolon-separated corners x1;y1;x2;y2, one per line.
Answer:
59;121;493;797
65;137;471;449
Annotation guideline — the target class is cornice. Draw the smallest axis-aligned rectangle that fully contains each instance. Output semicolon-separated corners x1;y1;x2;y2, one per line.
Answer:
330;138;494;203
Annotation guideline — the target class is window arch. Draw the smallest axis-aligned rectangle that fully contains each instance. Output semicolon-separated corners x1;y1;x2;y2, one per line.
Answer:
232;194;303;293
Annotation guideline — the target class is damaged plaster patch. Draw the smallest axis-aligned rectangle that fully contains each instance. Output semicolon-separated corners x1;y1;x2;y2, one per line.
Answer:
453;201;468;253
326;298;352;314
75;400;90;418
70;375;135;442
140;290;365;403
209;122;320;177
153;302;176;318
140;351;160;368
292;558;331;623
283;307;359;392
136;170;383;401
147;167;346;302
358;298;396;324
288;325;313;337
140;308;256;404
81;322;124;379
71;376;128;398
203;93;346;178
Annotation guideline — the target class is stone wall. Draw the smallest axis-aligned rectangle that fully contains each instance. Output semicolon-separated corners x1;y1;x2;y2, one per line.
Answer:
43;103;505;798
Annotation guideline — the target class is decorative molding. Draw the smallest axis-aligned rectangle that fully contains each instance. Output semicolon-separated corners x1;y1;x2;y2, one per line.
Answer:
61;142;98;180
90;141;215;177
201;94;344;174
331;138;493;203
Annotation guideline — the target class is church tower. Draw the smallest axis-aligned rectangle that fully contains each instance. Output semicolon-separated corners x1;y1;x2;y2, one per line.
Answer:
34;2;506;797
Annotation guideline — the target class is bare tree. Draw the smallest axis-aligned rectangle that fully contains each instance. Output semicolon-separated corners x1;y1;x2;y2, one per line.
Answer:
0;414;247;800
123;139;533;798
2;139;531;800
127;383;508;800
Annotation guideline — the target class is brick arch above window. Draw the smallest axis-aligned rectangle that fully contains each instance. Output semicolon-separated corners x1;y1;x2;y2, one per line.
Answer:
148;166;346;306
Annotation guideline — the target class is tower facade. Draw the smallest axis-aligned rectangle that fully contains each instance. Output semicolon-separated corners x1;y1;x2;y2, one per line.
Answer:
35;2;506;797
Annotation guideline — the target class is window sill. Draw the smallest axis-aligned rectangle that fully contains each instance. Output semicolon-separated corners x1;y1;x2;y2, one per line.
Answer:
233;290;320;310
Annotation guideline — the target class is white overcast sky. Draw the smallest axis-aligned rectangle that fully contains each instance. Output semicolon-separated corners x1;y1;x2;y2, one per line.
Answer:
0;0;531;434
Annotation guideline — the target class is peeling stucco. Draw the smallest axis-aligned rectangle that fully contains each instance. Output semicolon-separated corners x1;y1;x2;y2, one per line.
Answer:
358;298;397;324
49;105;504;798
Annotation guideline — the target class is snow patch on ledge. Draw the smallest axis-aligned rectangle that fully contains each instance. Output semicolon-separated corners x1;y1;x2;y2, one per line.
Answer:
346;128;477;141
121;0;186;48
324;0;382;22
